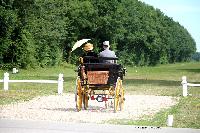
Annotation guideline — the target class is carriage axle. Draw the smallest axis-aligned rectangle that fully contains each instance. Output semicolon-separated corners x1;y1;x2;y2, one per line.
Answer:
90;94;113;102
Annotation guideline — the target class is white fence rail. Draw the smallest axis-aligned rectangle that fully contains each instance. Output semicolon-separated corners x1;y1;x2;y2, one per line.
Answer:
181;76;200;97
0;72;64;94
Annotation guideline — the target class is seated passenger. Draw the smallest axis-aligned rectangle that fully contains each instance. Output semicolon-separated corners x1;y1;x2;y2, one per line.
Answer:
82;43;98;63
99;41;116;63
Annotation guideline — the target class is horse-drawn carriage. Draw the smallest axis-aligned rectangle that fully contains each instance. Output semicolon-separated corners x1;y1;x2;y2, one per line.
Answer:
75;56;126;112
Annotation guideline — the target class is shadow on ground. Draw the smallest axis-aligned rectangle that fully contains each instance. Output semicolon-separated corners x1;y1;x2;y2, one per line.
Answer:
124;78;181;86
177;68;200;73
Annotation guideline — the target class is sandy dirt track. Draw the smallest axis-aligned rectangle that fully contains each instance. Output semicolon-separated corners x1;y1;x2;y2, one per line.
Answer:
0;93;178;123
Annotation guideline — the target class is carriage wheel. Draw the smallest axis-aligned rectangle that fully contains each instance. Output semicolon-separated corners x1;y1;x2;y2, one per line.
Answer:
119;80;125;111
114;77;125;113
75;77;83;112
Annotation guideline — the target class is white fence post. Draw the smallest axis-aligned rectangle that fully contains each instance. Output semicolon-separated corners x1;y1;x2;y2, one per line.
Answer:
181;76;188;97
58;73;64;94
167;115;174;127
4;72;9;91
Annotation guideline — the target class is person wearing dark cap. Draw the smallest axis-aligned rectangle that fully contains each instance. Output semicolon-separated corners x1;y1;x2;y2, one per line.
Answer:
99;41;116;63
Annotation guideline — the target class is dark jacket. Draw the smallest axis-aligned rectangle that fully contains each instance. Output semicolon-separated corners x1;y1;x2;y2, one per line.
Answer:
82;51;98;63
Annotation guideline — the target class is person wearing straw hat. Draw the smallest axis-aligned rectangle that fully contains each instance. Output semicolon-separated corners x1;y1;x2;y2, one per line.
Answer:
81;43;98;63
99;41;116;63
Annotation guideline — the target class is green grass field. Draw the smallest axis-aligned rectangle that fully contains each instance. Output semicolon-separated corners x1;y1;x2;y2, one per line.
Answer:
0;62;200;128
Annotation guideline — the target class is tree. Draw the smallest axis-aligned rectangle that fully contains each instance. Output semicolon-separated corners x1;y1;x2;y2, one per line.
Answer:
0;0;197;68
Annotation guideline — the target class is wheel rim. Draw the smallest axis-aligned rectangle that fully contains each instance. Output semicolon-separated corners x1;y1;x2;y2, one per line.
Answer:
114;77;125;112
119;80;125;111
114;78;120;113
83;87;89;110
75;77;82;111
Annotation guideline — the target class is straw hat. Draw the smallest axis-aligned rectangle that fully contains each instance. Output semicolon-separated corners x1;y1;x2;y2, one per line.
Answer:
83;43;93;51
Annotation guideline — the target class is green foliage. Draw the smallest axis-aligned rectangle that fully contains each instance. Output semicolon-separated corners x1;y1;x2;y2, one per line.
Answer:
0;0;197;68
0;4;17;65
16;29;37;68
26;0;68;67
